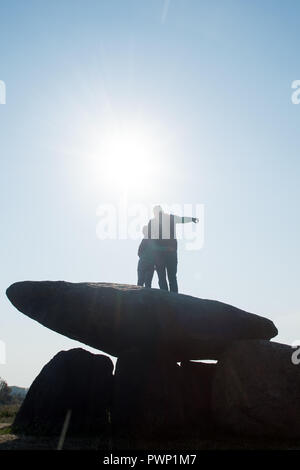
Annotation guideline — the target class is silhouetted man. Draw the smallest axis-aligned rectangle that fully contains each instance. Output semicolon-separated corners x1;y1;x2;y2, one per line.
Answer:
147;205;199;293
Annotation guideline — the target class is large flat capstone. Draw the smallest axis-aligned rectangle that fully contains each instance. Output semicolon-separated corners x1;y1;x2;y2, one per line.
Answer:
6;281;278;360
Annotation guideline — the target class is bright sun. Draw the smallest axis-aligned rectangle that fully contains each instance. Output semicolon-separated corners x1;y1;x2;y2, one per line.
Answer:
103;129;152;186
88;122;163;194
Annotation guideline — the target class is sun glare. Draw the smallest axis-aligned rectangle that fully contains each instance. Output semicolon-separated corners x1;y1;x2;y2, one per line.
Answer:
103;130;151;185
89;123;163;194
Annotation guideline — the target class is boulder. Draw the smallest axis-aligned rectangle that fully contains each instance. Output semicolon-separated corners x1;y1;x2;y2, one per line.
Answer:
12;348;113;436
179;361;216;437
113;356;217;446
112;349;185;446
212;340;300;439
6;281;277;360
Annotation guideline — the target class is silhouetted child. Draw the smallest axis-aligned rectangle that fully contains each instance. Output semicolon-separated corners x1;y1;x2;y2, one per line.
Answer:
137;225;155;288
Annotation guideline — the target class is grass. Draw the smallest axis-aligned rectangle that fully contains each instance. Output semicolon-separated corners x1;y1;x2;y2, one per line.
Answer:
0;404;20;423
0;426;12;435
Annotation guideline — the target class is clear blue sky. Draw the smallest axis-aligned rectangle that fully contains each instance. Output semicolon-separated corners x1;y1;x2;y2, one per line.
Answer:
1;0;300;387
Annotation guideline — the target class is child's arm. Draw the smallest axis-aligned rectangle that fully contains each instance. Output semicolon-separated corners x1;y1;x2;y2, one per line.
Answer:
138;239;146;257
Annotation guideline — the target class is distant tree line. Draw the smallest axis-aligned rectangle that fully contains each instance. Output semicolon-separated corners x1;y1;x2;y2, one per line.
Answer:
0;377;25;405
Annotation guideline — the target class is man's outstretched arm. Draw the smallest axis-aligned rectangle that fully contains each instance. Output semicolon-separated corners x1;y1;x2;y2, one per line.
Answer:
173;215;199;224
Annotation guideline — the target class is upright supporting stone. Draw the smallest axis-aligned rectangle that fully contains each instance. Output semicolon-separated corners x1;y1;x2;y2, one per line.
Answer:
12;348;113;436
112;349;185;448
212;340;300;439
179;361;216;438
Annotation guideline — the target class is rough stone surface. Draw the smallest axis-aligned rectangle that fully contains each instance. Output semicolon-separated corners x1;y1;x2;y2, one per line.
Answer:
179;361;216;437
112;350;185;445
12;348;113;436
6;281;278;360
113;357;217;445
212;340;300;439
